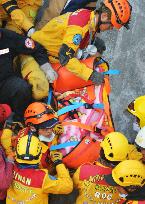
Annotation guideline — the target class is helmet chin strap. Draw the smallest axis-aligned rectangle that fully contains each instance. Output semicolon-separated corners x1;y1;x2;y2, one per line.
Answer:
96;11;102;33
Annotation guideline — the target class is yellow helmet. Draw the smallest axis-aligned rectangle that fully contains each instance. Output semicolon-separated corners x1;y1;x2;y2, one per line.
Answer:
100;132;129;161
112;160;145;187
16;131;42;165
128;95;145;128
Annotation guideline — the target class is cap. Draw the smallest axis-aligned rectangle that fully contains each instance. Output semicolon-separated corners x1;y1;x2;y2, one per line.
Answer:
38;118;59;129
0;104;12;123
104;174;118;186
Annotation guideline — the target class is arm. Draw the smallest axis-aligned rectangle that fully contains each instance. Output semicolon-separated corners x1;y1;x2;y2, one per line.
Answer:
43;163;73;194
0;28;57;82
1;0;34;32
73;167;81;188
59;16;93;80
0;28;48;66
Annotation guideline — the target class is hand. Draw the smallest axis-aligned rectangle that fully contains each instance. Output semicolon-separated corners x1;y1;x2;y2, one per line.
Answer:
76;45;97;60
53;124;64;135
40;63;58;83
89;70;104;85
93;37;106;54
7;151;15;163
50;151;63;165
27;27;35;37
4;112;24;133
4;112;15;129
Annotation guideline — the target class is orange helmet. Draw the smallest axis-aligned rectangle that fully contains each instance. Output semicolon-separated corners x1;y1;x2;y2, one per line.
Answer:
104;0;132;29
24;102;58;126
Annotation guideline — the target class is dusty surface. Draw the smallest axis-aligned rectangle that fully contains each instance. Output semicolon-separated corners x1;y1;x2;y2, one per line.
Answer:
101;0;145;142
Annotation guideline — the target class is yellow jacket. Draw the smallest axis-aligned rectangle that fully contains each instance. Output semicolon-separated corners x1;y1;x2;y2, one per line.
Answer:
0;0;42;31
73;163;144;204
7;163;73;204
73;162;127;204
32;9;96;81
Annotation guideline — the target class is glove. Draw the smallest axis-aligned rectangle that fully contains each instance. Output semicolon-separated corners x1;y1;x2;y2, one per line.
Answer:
89;70;104;85
27;27;35;37
50;151;63;166
76;45;97;60
40;63;58;83
59;44;75;66
93;37;106;54
4;112;24;133
53;124;64;135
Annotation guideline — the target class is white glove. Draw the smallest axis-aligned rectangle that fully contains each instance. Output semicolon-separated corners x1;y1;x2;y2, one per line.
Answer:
27;27;36;37
76;45;97;60
40;63;58;83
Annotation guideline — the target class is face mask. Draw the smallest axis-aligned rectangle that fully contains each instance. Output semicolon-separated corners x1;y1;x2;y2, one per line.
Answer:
39;132;55;143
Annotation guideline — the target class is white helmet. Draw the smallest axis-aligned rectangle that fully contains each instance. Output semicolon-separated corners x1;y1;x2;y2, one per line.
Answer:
135;126;145;149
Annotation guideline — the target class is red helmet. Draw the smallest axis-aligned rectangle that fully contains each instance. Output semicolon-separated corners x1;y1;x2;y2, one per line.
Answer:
104;0;132;29
24;102;58;126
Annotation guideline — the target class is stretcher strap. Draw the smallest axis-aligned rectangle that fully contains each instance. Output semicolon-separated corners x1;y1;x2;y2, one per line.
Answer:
50;141;79;151
103;69;121;75
57;102;104;116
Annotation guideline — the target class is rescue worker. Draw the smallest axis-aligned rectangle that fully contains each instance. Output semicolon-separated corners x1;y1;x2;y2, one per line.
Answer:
72;132;144;204
128;95;145;132
125;127;145;203
0;0;43;35
24;102;63;169
73;159;145;204
1;102;63;169
32;0;132;85
0;139;14;204
0;0;58;101
6;132;73;204
0;28;56;120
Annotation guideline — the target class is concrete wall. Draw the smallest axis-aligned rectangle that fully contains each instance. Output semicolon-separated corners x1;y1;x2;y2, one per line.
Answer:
101;0;145;142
